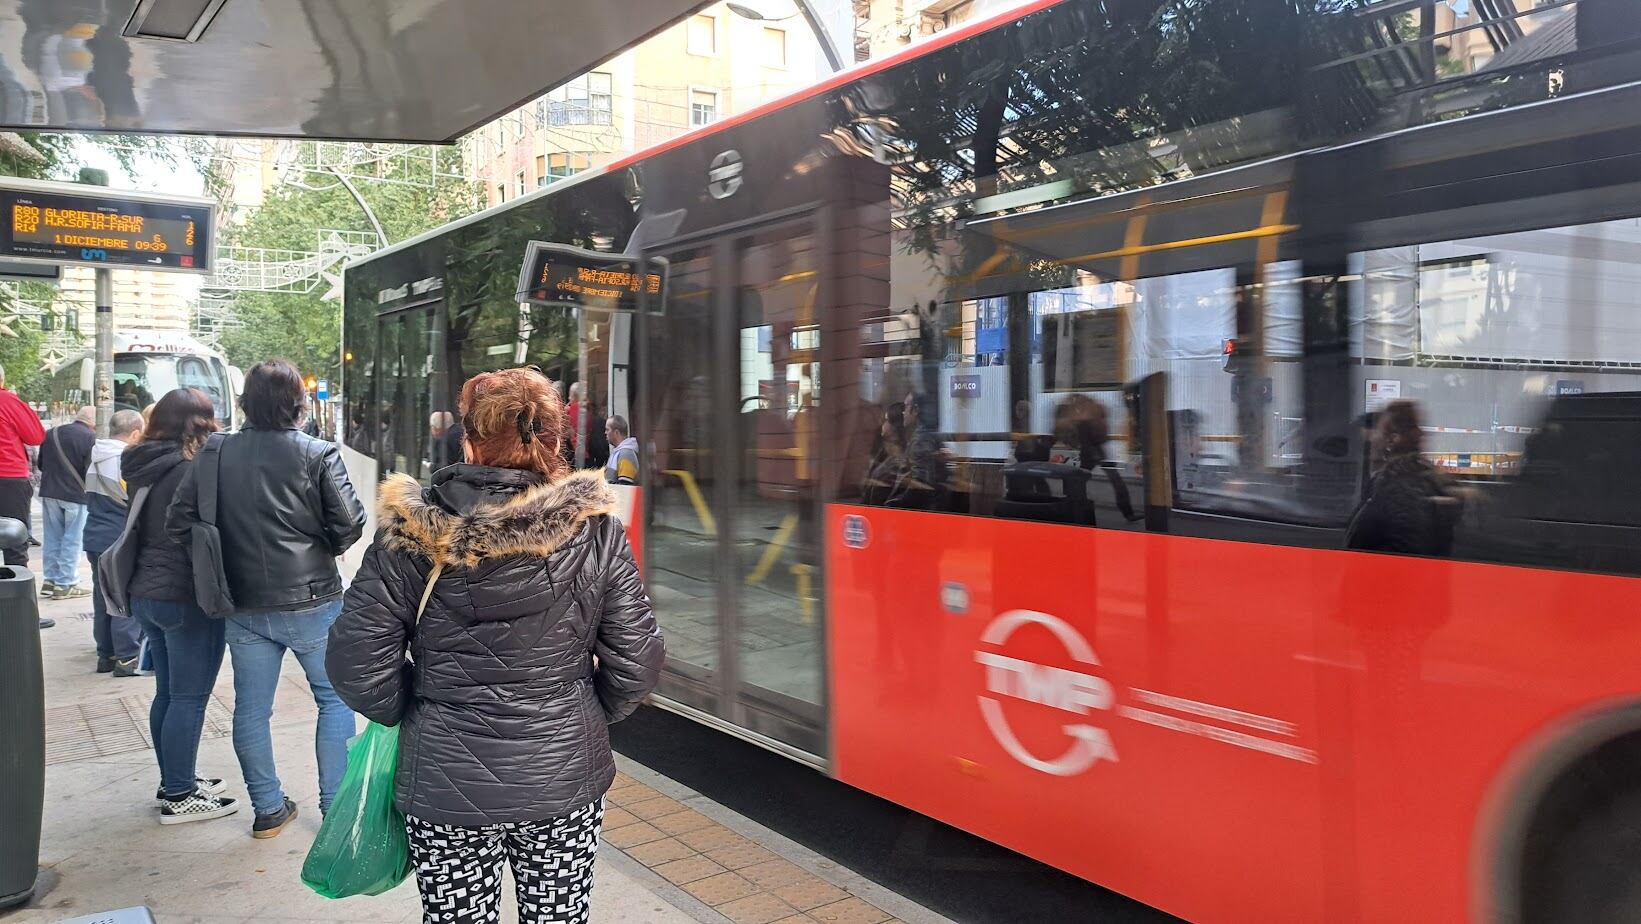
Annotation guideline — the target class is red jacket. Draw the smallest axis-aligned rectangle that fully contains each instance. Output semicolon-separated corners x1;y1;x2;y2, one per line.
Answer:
0;390;44;479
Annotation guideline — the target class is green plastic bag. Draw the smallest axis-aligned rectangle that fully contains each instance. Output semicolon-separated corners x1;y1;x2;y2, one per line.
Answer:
301;721;411;898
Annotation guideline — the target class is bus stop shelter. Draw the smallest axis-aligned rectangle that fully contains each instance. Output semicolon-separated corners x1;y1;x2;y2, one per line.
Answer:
0;0;783;141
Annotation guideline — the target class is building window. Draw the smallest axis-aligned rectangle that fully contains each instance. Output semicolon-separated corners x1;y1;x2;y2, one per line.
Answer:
516;171;527;197
690;88;718;127
496;183;507;204
763;27;786;68
544;153;590;184
688;14;716;55
536;154;548;188
547;71;614;126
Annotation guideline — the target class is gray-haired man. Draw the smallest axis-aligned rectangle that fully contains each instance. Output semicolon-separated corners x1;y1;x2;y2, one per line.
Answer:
86;409;144;674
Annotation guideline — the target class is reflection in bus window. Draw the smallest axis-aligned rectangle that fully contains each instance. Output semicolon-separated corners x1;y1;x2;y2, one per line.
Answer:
1353;217;1641;574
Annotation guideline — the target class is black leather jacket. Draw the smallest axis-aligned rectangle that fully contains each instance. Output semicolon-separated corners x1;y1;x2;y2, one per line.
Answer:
167;428;366;612
327;465;663;826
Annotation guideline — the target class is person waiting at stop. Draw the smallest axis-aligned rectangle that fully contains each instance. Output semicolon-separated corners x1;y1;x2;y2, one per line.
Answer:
605;415;639;485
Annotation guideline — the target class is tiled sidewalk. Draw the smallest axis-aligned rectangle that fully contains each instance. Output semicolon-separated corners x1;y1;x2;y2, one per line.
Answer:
10;551;951;924
602;762;945;924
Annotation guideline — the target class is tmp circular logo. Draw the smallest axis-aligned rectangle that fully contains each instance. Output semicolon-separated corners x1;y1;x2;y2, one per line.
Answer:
708;150;743;200
841;514;870;549
974;609;1118;776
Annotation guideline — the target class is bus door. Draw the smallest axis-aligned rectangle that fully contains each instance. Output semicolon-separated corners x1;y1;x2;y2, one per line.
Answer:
377;300;443;484
640;216;827;759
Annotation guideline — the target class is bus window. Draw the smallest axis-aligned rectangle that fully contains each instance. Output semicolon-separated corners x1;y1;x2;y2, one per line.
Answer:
111;357;156;411
1351;217;1641;575
176;356;230;423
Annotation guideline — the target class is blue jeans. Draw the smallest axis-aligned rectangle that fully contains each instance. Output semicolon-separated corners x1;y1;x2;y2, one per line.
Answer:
41;498;87;587
226;599;356;816
131;596;227;799
89;552;143;660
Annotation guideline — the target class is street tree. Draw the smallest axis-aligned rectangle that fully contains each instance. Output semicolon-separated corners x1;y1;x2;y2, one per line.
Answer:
219;144;479;382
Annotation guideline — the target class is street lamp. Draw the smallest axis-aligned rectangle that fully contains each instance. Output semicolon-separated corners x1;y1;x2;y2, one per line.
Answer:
726;1;844;72
726;3;793;20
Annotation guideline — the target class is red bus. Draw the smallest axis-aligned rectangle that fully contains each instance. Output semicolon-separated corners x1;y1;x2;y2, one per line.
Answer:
341;1;1641;919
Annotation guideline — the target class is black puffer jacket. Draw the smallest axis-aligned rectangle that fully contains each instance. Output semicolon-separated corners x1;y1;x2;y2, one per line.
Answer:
327;465;664;826
122;440;194;603
167;427;366;611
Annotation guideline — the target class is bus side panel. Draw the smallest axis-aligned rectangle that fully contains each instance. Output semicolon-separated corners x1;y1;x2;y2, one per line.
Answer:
1327;553;1641;923
609;483;642;569
826;505;1328;924
338;443;380;583
830;504;1641;922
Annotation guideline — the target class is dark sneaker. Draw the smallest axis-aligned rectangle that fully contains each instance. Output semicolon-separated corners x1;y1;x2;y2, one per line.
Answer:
57;584;91;599
252;797;298;839
112;658;140;678
159;790;239;825
37;618;54;630
155;778;226;806
40;582;60;598
96;656;115;674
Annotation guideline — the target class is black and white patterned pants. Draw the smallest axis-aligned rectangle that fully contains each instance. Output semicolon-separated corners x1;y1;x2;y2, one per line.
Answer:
406;801;603;924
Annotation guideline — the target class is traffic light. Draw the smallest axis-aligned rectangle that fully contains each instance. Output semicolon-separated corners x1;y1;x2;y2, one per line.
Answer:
305;375;317;393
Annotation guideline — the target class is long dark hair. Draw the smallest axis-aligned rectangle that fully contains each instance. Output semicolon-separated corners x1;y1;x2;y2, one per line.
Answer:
143;388;219;459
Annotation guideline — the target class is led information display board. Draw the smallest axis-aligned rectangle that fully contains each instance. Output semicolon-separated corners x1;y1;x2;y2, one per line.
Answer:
0;179;214;274
517;241;665;312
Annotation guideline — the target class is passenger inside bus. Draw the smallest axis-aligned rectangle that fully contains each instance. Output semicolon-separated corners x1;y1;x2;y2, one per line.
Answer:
896;392;947;510
114;379;150;412
428;411;464;471
1345;400;1462;557
861;402;907;506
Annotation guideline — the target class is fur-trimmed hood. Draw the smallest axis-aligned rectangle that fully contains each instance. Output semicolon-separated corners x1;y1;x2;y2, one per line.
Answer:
377;467;616;568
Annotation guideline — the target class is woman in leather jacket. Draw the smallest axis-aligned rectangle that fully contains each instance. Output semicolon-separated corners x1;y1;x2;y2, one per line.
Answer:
167;359;367;838
328;367;663;924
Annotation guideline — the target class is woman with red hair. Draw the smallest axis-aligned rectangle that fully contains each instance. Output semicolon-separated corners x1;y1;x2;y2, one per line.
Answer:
328;367;663;924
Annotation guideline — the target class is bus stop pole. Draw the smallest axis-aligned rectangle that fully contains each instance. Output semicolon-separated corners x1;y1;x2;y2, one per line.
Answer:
94;268;112;438
79;168;113;437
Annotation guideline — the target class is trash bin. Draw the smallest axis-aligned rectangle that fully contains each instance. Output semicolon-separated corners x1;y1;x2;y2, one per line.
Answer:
0;516;44;910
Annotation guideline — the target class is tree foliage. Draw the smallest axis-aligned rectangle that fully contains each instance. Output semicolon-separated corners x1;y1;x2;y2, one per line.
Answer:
220;144;479;379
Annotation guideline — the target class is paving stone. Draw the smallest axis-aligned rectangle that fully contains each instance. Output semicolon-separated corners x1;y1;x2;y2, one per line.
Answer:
602;820;667;848
771;877;849;911
808;897;893;924
683;871;761;906
705;842;779;871
627;795;689;821
653;855;729;885
623;836;697;866
677;823;750;851
739;858;810;890
717;892;803;924
651;808;715;835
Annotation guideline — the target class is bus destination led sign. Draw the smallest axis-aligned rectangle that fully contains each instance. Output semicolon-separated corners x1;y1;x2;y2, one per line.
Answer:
518;241;665;312
0;181;213;274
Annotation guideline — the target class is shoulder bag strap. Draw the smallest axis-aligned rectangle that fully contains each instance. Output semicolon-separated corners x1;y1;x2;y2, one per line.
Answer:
199;439;221;527
415;561;444;624
48;428;86;494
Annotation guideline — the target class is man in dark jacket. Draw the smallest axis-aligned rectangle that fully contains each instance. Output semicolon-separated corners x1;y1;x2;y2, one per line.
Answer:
166;360;367;838
39;405;96;599
85;409;144;674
